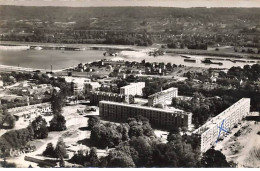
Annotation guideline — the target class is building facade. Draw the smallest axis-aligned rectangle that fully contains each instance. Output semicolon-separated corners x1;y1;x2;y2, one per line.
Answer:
8;103;52;118
64;76;91;93
148;87;178;106
85;82;101;94
193;98;250;152
89;91;132;105
120;82;145;96
99;101;192;130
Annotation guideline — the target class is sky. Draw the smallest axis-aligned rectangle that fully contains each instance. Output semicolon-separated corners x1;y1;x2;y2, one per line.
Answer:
0;0;260;8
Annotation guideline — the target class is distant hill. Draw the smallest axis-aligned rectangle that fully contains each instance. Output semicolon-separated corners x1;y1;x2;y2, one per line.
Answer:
0;6;260;32
0;6;259;46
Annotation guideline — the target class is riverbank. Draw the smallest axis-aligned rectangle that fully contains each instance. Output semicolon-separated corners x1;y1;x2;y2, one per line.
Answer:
166;48;260;59
0;64;64;73
2;41;259;59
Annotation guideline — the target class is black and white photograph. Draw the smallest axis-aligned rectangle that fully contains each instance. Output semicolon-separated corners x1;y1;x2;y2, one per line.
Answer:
0;0;259;168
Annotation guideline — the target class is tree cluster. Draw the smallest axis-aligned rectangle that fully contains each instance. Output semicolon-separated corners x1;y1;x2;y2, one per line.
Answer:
0;126;34;157
31;116;48;139
0;114;53;157
90;116;154;149
103;33;153;46
187;43;208;50
0;108;16;129
68;148;99;167
42;138;69;159
227;64;260;82
172;93;232;127
70;115;232;168
90;122;128;148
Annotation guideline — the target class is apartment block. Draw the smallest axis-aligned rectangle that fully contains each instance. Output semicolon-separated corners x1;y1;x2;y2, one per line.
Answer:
99;101;192;130
120;82;145;96
193;98;250;152
8;103;52;118
148;87;178;106
89;91;131;105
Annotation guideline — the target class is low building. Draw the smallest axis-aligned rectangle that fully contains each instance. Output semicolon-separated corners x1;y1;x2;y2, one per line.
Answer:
148;87;178;106
99;101;192;130
64;76;91;93
8;103;52;118
120;82;145;96
85;82;101;94
193;98;250;152
89;91;132;105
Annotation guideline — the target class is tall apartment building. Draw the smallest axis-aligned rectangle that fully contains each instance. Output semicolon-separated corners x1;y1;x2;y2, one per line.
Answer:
193;98;250;152
148;87;178;106
120;82;145;96
89;91;132;105
99;101;192;130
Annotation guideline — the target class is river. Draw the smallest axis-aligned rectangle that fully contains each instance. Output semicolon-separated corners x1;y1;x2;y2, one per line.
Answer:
0;42;259;70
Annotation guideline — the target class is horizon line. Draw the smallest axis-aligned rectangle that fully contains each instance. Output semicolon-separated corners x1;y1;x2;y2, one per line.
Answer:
0;0;260;8
1;5;260;9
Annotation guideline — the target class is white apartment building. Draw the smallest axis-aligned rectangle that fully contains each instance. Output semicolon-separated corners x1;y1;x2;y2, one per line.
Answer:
148;87;178;106
120;82;145;96
193;98;250;152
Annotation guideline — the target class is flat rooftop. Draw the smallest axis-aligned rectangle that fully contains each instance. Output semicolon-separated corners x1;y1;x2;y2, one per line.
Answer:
148;87;178;99
121;82;145;89
100;100;191;116
91;91;125;97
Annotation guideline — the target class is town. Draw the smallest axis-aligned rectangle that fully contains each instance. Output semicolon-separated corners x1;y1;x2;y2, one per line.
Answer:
0;57;259;168
0;2;260;169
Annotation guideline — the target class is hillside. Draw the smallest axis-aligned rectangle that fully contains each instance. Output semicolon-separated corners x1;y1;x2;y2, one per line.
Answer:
0;6;260;32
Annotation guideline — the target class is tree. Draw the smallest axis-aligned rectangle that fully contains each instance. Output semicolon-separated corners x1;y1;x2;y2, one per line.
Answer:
55;138;68;159
49;114;67;131
31;116;48;139
167;127;181;142
88;147;99;167
50;92;64;115
201;148;230;167
90;123;123;148
1;113;16;129
151;143;179;167
107;150;135;168
128;125;143;138
129;136;153;167
88;116;100;130
42;143;57;158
